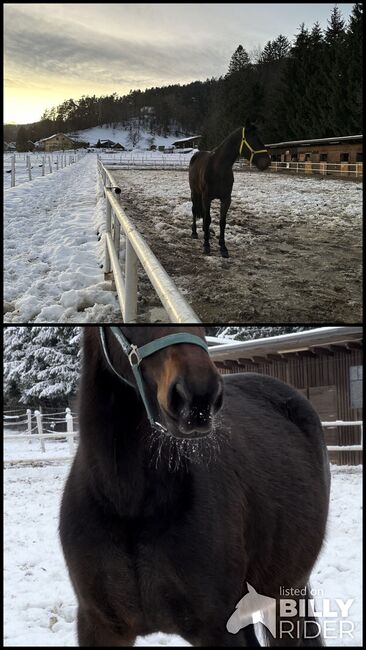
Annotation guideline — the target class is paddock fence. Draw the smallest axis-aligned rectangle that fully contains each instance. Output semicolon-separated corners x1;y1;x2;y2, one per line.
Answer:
98;158;201;323
3;407;362;467
97;151;363;179
4;150;87;188
4;407;79;466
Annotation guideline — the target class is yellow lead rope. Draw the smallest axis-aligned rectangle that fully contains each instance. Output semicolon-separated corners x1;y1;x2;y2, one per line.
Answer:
239;127;267;164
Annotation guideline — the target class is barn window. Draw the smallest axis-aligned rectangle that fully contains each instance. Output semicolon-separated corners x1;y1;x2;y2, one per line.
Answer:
304;153;311;161
340;152;349;162
350;365;362;409
356;152;363;162
320;153;328;162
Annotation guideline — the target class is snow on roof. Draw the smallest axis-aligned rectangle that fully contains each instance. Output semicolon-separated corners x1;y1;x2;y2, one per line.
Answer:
172;135;201;144
266;135;363;148
38;133;75;143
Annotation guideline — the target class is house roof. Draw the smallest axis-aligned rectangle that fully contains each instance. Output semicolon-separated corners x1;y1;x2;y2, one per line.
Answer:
172;135;201;145
208;326;363;363
38;133;75;143
266;135;363;149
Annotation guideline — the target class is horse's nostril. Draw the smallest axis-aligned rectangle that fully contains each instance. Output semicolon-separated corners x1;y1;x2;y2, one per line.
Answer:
213;385;224;414
168;380;188;417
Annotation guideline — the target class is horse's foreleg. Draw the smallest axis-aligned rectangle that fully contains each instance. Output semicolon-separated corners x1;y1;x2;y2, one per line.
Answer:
77;607;136;647
191;195;199;239
219;196;231;258
202;195;211;255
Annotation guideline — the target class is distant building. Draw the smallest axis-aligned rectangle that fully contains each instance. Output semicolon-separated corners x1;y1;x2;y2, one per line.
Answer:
100;139;116;148
172;135;201;149
111;142;125;150
35;133;76;152
266;135;362;164
4;142;16;151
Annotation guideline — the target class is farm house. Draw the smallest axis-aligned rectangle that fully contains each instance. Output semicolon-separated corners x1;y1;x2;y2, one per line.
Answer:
35;133;76;152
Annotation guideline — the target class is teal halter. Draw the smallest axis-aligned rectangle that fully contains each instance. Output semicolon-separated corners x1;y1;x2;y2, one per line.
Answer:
99;327;209;432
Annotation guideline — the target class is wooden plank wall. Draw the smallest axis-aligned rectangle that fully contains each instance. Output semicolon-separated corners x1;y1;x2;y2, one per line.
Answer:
215;348;362;466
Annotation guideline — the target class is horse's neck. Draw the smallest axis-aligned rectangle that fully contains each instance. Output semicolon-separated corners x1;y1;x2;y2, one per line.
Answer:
212;129;241;168
79;371;188;518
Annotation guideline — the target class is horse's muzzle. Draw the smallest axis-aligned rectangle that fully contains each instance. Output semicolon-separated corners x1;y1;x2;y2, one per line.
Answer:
255;155;271;171
164;374;224;438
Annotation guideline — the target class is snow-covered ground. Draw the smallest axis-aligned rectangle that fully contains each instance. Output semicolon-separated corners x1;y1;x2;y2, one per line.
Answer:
108;169;362;323
4;458;362;647
69;123;190;150
3;151;79;190
4;154;121;323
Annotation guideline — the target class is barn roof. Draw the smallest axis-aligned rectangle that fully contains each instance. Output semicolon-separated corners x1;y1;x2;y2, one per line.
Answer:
208;326;363;362
266;135;362;149
172;135;201;145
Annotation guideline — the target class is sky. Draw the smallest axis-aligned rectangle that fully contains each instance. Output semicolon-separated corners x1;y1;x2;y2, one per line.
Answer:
4;2;355;125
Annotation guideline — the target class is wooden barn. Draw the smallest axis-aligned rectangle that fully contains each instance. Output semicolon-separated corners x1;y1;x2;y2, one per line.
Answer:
266;134;362;164
172;135;201;149
209;327;363;466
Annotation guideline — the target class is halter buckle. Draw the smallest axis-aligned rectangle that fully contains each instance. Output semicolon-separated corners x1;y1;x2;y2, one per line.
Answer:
128;344;141;367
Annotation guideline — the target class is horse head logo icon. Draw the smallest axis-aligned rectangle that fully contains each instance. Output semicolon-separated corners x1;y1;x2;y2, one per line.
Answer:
226;583;277;637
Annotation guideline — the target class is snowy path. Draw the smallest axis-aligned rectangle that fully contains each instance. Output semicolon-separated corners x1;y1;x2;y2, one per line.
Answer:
4;154;121;322
4;463;362;646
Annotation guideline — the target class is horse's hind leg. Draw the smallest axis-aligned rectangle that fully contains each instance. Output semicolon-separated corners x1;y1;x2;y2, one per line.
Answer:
219;196;231;258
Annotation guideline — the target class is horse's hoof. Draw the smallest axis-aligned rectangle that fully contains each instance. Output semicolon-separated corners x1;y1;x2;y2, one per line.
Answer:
220;248;229;258
191;232;198;239
203;246;211;255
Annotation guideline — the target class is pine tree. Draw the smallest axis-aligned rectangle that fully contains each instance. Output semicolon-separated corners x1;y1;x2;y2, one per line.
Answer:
227;45;250;75
16;126;29;152
3;327;81;409
344;3;363;133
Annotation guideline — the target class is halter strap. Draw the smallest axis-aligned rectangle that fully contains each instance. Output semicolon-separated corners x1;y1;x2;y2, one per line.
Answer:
239;127;267;164
99;327;209;432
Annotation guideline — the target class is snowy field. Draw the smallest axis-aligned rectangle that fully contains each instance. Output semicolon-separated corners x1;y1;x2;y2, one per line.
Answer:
3;151;80;190
4;154;121;323
4;457;362;647
110;168;362;322
69;123;190;150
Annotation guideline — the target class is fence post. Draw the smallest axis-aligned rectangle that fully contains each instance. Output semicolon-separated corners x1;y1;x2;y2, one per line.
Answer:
124;240;138;322
104;200;112;275
26;409;32;435
34;410;46;452
65;408;75;454
27;155;32;181
42;156;45;176
49;155;52;173
11;154;15;187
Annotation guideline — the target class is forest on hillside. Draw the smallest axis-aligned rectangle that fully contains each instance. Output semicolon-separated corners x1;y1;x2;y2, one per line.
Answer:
4;5;362;150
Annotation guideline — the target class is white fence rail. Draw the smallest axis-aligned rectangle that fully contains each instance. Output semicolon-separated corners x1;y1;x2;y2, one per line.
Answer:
322;420;363;452
265;160;363;179
4;150;87;188
98;150;193;170
4;407;362;465
4;407;79;456
98;159;201;323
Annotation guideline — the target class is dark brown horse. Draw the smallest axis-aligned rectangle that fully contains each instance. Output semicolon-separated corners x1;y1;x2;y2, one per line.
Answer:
189;123;270;257
60;325;330;647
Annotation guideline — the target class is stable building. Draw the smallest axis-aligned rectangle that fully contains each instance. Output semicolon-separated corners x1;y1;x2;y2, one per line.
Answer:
266;134;362;164
172;135;201;150
209;327;363;466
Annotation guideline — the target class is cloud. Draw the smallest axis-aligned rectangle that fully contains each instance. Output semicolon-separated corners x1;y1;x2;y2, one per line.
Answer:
4;4;228;94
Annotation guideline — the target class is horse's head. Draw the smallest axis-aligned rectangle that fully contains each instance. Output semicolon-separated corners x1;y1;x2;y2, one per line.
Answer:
98;326;223;439
240;122;271;171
